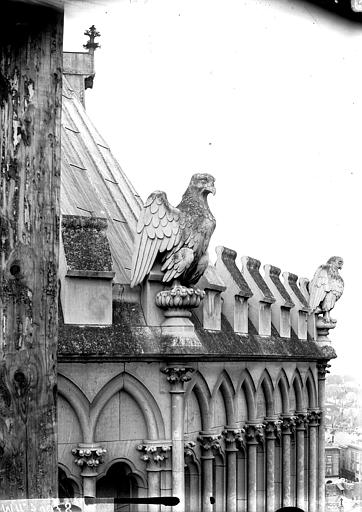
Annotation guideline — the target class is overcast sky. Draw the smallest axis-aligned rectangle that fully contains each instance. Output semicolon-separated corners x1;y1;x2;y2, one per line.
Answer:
64;0;362;380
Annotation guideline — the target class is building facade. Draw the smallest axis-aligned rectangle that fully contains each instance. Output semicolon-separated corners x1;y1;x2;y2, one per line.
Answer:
57;45;337;512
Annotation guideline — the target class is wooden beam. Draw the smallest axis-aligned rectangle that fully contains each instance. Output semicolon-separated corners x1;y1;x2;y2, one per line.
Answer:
0;1;63;498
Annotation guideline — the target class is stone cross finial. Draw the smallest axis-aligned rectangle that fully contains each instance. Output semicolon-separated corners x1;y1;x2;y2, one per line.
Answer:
83;25;101;53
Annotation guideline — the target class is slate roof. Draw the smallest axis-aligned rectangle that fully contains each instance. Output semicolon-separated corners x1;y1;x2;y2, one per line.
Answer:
61;77;142;283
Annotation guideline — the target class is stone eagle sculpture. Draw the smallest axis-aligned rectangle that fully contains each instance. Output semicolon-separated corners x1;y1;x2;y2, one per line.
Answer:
308;256;344;323
131;173;216;288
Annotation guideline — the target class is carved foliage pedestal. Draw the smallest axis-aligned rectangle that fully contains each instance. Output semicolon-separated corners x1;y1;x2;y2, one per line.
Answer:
315;317;337;343
156;284;205;339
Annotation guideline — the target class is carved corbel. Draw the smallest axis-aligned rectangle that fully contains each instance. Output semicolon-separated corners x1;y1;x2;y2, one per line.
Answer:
72;444;106;475
137;443;171;469
160;365;195;386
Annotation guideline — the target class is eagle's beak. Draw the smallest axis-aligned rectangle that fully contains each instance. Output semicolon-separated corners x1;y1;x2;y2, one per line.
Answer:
209;186;216;196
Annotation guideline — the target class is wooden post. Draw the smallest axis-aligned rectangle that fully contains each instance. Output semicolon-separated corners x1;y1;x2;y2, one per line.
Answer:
0;1;63;498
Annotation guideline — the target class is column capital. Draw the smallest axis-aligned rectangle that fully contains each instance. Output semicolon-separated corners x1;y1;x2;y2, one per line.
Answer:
245;423;264;445
197;432;222;454
317;361;331;379
222;426;244;451
160;365;195;386
294;412;308;430
263;418;282;439
280;415;296;435
72;443;106;476
307;409;321;427
137;442;172;470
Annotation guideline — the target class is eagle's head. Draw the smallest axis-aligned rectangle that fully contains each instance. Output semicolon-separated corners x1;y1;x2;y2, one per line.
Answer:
189;173;216;197
327;256;343;270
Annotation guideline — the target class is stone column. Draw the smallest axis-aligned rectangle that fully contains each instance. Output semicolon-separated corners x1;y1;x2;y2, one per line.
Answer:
245;424;263;512
161;365;194;512
72;444;107;497
308;410;320;512
281;416;295;507
264;418;281;512
222;427;244;512
295;413;307;510
197;433;221;512
317;362;330;512
137;443;172;512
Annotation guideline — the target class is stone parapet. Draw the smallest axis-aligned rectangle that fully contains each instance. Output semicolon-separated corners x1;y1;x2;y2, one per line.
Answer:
215;246;252;334
241;256;275;337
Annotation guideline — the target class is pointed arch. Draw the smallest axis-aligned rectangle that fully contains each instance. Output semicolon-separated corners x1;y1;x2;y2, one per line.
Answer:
90;372;165;440
58;373;91;442
185;371;212;430
256;370;274;418
304;368;317;409
235;369;256;421
211;370;235;426
275;369;290;414
97;457;147;488
290;369;304;412
58;462;82;492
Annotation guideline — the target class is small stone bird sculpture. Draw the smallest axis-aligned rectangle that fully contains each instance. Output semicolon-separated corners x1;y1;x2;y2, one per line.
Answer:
131;173;216;287
308;256;344;323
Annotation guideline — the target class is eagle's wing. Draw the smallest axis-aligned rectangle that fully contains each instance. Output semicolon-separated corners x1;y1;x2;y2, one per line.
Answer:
308;265;331;312
160;211;204;282
130;191;183;287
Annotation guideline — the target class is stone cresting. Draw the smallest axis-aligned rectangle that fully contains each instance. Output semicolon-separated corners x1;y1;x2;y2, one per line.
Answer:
308;256;344;343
